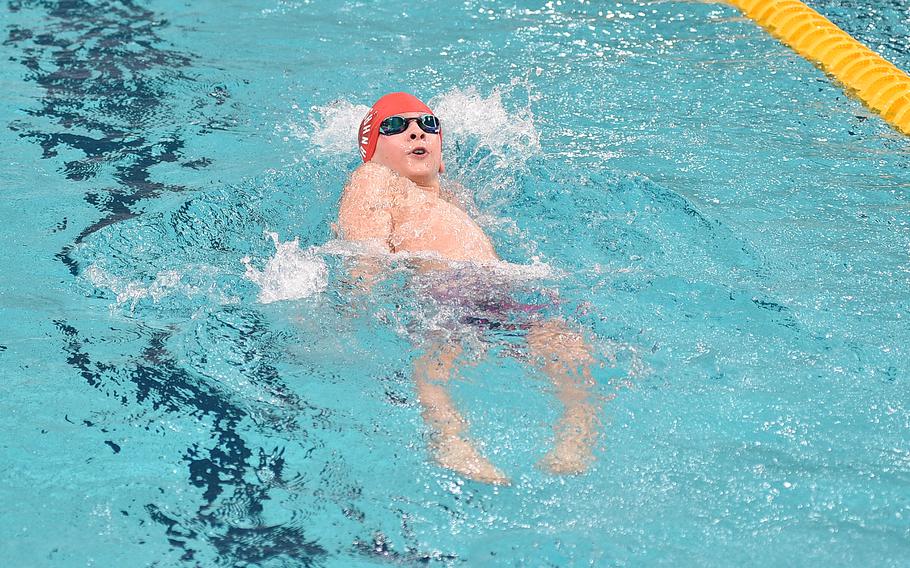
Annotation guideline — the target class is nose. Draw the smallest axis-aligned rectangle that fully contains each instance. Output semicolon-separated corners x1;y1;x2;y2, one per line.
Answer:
407;121;425;140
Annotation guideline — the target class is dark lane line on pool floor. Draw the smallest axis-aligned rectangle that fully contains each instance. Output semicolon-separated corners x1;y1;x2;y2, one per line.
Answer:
6;0;199;276
4;1;346;563
51;309;333;563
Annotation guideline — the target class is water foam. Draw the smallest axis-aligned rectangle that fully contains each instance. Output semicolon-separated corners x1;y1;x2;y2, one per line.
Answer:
305;84;541;168
431;83;540;169
307;100;370;154
318;238;560;284
84;266;196;310
242;232;328;304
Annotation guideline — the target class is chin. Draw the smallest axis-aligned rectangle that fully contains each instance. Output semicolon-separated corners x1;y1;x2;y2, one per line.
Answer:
404;165;438;182
405;174;432;186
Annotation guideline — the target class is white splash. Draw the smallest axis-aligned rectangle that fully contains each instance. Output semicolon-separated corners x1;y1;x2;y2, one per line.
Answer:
84;266;190;309
308;100;371;154
305;83;541;167
242;232;328;303
487;256;561;282
318;238;560;282
84;264;181;306
431;84;540;168
83;264;238;311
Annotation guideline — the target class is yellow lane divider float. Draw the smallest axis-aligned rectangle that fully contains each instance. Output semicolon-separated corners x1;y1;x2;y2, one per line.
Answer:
727;0;910;135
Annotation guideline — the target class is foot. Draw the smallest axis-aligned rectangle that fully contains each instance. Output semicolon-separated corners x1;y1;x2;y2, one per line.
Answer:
435;436;510;485
537;439;593;475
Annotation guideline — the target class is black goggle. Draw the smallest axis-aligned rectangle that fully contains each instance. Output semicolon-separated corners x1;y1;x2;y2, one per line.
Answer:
379;114;441;136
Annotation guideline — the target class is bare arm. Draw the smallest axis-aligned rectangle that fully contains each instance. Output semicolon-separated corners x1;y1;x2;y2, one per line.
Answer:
337;163;400;290
439;179;477;214
337;162;397;247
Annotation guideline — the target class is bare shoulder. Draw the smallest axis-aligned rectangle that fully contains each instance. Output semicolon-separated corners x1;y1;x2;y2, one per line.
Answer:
348;161;393;184
343;162;390;198
440;179;478;214
337;162;397;245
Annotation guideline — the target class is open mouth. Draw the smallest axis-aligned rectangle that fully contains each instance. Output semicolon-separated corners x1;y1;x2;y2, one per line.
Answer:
410;147;428;156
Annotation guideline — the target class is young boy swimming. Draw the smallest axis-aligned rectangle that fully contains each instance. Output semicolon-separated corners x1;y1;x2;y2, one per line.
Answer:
336;92;601;485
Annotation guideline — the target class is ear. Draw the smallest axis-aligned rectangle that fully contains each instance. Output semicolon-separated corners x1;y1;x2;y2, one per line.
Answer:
439;159;446;174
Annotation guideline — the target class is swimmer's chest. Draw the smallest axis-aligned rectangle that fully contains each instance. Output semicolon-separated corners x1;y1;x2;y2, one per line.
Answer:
389;191;497;261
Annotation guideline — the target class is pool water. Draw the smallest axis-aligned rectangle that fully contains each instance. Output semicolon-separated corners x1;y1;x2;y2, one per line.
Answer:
2;0;908;565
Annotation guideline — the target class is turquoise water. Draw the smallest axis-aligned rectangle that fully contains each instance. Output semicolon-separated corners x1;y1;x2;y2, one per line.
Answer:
2;0;909;565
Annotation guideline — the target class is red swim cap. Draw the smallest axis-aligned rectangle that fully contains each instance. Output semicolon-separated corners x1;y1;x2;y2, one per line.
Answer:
358;92;440;162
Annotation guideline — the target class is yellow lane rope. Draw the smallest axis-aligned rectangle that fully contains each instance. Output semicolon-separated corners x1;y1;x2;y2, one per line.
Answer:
727;0;910;135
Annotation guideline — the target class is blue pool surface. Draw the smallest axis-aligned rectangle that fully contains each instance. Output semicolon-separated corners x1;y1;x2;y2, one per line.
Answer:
1;0;908;566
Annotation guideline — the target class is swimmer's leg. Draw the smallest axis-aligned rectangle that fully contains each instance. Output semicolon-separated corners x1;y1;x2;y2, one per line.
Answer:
527;319;602;475
414;339;509;485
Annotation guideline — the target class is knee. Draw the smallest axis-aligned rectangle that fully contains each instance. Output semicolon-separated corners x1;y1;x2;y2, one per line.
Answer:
527;319;592;365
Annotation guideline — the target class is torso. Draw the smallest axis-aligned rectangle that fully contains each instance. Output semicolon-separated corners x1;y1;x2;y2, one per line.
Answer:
338;164;499;263
388;182;498;263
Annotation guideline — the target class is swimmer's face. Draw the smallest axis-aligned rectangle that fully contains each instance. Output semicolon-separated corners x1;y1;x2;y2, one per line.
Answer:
371;111;445;187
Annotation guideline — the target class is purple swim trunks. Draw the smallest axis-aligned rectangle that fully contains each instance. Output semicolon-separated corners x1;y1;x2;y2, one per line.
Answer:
458;298;551;331
412;268;559;334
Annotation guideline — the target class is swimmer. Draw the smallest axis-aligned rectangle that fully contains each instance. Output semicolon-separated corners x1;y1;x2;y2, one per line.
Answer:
336;92;602;485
